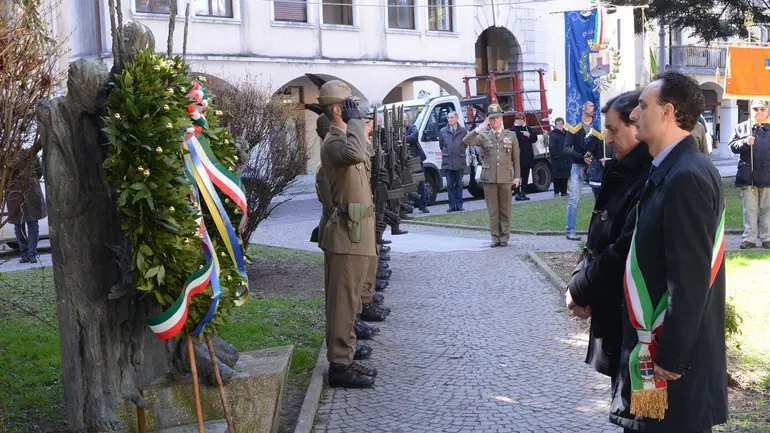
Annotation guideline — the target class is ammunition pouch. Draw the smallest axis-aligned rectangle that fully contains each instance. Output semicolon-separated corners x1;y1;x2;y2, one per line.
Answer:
329;203;375;243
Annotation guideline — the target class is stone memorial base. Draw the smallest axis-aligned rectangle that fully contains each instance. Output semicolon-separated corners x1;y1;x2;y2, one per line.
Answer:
118;346;293;433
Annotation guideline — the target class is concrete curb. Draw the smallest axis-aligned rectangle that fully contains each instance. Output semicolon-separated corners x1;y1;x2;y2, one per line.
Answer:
294;339;328;433
527;251;567;292
403;220;589;236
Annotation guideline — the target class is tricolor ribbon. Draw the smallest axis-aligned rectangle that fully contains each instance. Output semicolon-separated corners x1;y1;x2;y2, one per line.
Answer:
623;206;725;420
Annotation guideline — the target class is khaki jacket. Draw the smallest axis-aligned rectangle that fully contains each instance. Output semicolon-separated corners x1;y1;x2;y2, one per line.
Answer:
315;163;332;245
319;119;377;257
463;127;521;184
691;122;710;155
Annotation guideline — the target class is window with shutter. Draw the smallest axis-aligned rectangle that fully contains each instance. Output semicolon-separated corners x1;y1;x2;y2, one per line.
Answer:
323;0;353;26
388;0;414;29
275;0;308;22
136;0;172;14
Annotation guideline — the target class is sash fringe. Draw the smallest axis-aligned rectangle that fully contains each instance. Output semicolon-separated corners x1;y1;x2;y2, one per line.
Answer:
630;388;668;420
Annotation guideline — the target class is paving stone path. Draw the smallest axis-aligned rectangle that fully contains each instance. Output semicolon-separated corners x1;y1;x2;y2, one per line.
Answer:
313;246;622;433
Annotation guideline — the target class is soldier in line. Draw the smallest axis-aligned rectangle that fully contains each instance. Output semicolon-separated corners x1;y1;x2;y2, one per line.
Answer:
312;114;385;362
463;104;521;248
317;80;378;388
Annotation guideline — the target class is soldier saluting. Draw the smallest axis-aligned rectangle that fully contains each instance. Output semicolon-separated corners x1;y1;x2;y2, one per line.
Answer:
317;80;379;388
463;104;521;247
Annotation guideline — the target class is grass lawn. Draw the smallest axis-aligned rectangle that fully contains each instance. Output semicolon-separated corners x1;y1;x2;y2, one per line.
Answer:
0;245;325;433
537;250;770;432
422;177;743;232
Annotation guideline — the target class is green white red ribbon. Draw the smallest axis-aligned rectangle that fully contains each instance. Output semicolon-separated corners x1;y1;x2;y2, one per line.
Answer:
623;205;725;419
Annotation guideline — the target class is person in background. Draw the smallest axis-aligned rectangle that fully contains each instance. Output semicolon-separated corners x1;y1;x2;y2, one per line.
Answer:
691;120;710;155
565;100;603;241
439;111;468;212
510;112;534;201
7;155;46;264
405;118;429;213
549;117;570;197
729;99;770;249
566;90;651;385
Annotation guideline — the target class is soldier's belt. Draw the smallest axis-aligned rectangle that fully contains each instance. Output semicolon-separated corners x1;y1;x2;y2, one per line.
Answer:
331;203;375;221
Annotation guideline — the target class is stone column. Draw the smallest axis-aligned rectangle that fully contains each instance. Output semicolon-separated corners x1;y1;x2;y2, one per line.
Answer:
718;98;738;159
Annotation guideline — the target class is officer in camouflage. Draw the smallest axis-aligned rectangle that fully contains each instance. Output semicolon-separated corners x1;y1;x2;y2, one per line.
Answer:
317;80;378;388
463;104;521;247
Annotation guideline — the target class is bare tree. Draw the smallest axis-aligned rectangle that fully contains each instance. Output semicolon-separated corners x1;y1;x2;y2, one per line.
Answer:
208;74;308;244
0;0;63;230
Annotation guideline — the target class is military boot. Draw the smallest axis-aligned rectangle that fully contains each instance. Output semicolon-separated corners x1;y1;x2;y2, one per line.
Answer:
360;303;388;322
381;239;392;245
372;293;385;305
375;279;389;291
351;361;377;378
354;318;379;340
355;342;372;360
378;260;389;270
377;268;392;280
328;363;375;388
379;245;391;254
379;252;390;261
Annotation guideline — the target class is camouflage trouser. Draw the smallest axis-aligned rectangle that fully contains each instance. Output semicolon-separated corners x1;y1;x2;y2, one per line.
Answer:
741;186;770;244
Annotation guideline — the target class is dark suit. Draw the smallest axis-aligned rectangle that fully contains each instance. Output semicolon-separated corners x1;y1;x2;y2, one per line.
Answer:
610;136;727;432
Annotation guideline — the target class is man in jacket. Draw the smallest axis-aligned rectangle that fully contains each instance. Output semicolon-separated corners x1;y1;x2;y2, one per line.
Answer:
729;99;770;249
612;71;727;432
405;119;429;213
317;80;378;388
549;118;570;197
565;100;603;241
691;121;710;155
7;155;47;263
510;112;534;201
463;104;521;247
439;111;468;212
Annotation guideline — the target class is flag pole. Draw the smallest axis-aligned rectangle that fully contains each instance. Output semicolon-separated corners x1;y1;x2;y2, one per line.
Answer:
746;13;755;186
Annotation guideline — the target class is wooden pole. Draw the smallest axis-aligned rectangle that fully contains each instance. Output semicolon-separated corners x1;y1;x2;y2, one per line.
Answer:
206;334;236;433
137;389;147;433
186;335;205;433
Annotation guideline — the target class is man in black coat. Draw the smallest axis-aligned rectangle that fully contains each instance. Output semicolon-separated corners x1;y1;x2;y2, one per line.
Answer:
549;118;571;197
607;71;727;432
510;112;534;201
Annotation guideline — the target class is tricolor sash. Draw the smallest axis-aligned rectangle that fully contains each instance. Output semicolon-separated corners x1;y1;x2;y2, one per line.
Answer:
623;205;725;419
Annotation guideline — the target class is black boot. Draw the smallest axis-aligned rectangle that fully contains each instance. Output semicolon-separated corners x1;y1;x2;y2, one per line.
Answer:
355;342;372;360
373;293;385;305
360;303;387;322
354;318;379;340
375;280;389;291
376;268;392;280
379;252;390;262
378;260;389;270
379;245;391;254
381;239;392;245
328;363;375;388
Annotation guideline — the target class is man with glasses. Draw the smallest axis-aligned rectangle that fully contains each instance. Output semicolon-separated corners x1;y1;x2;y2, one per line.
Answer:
510;112;535;201
729;99;770;249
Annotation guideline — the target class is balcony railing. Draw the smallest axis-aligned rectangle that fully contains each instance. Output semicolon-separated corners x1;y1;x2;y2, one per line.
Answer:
670;46;727;70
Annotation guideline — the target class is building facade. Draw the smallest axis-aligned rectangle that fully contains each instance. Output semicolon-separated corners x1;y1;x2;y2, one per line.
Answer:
51;0;641;172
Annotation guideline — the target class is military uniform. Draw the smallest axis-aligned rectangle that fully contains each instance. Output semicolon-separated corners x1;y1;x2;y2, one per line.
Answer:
317;82;377;372
463;104;521;246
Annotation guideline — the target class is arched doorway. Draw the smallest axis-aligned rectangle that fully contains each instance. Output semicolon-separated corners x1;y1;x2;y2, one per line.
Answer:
381;76;462;104
475;27;521;76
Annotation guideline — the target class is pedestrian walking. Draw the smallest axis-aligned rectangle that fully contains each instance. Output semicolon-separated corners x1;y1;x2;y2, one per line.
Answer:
549;117;570;197
566;90;652;380
7;155;46;264
317;80;378;388
565;100;603;241
462;104;521;248
729;99;770;249
439;111;468;212
609;71;727;432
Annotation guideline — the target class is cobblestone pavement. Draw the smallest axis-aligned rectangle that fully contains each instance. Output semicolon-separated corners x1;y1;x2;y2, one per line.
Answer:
313;246;622;433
